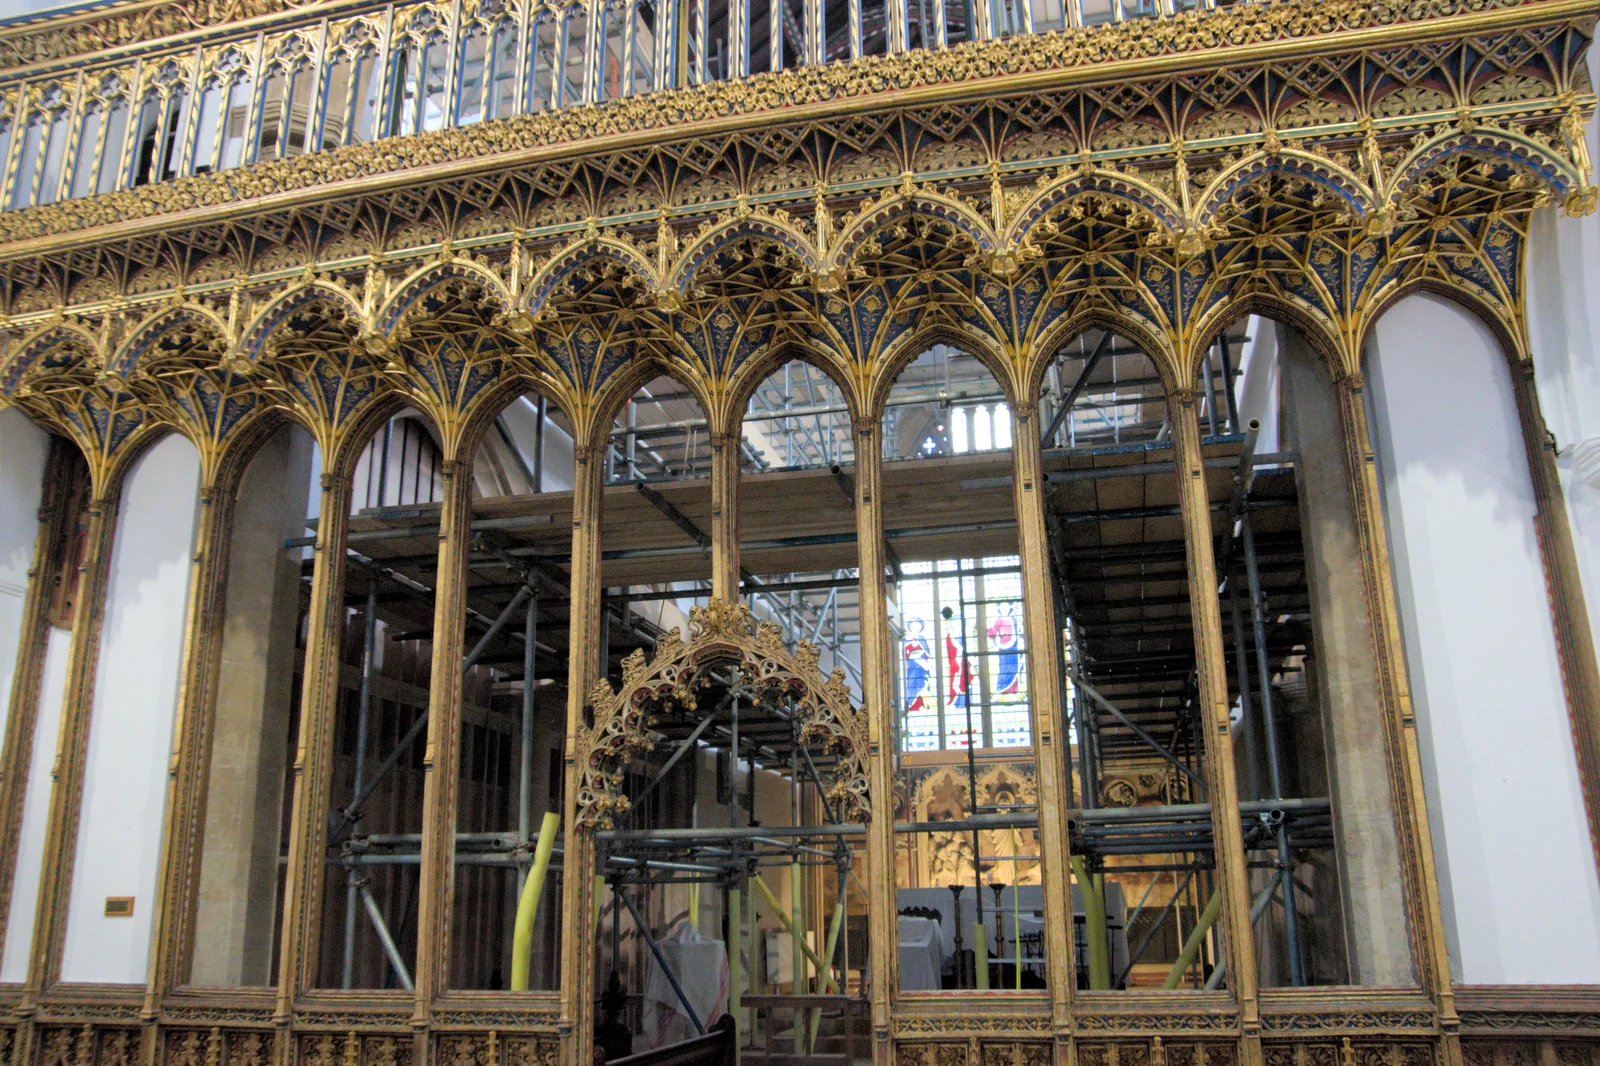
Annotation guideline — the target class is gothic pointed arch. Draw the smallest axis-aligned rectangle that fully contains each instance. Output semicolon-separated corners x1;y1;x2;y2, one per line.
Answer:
377;257;513;337
384;262;528;451
667;210;823;300
1351;193;1529;363
1023;306;1184;407
868;319;1016;420
1195;149;1378;232
249;294;383;456
1008;213;1173;361
449;363;583;469
1005;167;1184;252
723;336;862;431
1357;275;1527;370
111;302;231;379
120;312;267;474
239;280;364;363
1184;291;1350;385
525;234;659;319
2;321;103;398
829;187;998;280
1180;241;1344;383
1385;126;1589;219
14;350;157;495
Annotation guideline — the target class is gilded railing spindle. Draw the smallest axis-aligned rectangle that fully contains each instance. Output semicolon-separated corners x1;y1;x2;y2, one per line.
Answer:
769;0;784;72
585;0;603;104
442;0;463;126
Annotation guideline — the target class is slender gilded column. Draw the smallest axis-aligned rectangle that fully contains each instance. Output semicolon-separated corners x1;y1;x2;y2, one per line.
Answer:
1168;392;1258;1055
1510;365;1600;879
22;487;119;993
1008;410;1076;1030
275;469;354;1015
415;456;474;1018
710;427;742;601
560;443;605;1066
851;420;895;1066
0;441;79;973
1332;375;1459;1041
143;471;238;1011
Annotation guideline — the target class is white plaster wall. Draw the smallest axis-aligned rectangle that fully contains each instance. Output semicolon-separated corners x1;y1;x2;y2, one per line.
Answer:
498;395;576;492
0;410;47;583
1;626;68;982
1234;314;1281;453
1366;291;1600;983
0;410;48;755
0;409;50;980
59;433;200;984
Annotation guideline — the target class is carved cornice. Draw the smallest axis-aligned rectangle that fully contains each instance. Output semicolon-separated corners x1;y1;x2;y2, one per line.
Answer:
428;1009;562;1028
0;0;1591;255
894;1017;1056;1037
160;1006;276;1028
1075;1013;1242;1035
290;1009;414;1030
33;1002;143;1023
1458;1014;1600;1035
0;0;323;73
1259;1013;1438;1034
893;996;1055;1037
1452;987;1600;1035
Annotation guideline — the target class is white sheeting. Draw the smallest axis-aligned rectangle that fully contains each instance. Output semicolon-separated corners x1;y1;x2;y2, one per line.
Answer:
643;923;728;1048
995;912;1046;961
897;915;945;991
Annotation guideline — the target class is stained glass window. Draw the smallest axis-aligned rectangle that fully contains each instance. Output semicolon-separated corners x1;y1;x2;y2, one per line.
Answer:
896;555;1028;752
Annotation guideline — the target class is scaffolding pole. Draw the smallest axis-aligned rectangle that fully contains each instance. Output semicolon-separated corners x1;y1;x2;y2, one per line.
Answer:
619;886;706;1035
1074;676;1207;794
518;590;538;893
341;574;381;989
1235;420;1306;985
360;881;415;991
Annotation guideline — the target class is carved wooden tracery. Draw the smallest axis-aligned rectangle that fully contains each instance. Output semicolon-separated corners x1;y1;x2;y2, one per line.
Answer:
575;599;871;830
0;0;1592;1062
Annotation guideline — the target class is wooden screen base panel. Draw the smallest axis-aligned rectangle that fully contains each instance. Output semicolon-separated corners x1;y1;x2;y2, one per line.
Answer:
0;1029;1592;1066
892;1041;1245;1066
1462;1046;1600;1066
0;996;1596;1066
890;1038;1600;1066
884;989;1600;1066
0;1025;567;1066
890;1040;1446;1066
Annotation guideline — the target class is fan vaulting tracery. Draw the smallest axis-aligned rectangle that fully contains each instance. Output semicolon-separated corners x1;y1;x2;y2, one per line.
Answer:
0;0;1588;487
0;147;1576;483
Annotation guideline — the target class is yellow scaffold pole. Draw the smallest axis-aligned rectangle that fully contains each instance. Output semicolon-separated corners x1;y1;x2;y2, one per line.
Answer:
511;811;561;991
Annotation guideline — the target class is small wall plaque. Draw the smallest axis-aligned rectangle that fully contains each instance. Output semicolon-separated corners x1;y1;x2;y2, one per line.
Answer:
104;897;134;917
